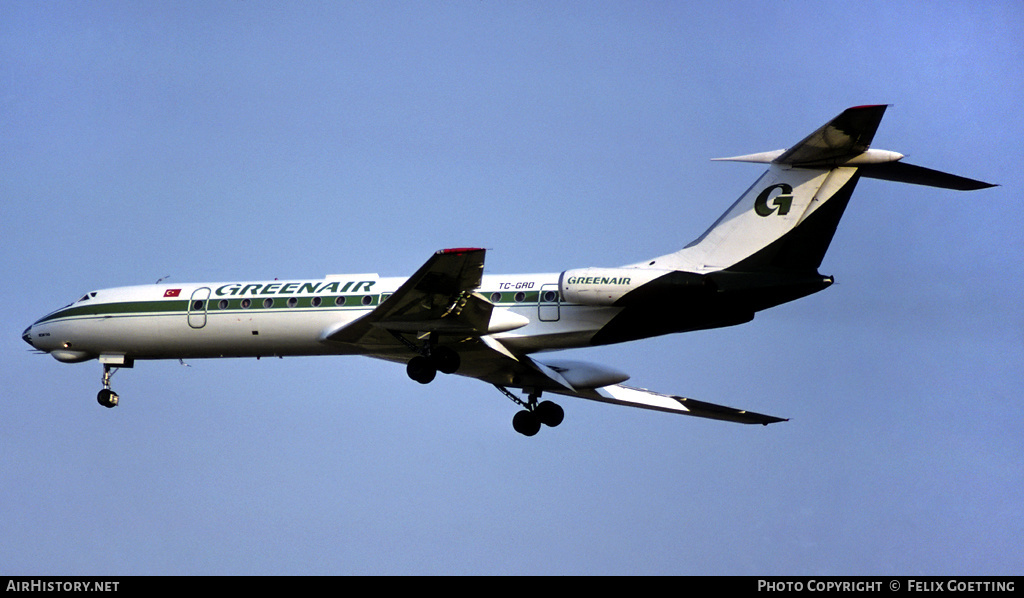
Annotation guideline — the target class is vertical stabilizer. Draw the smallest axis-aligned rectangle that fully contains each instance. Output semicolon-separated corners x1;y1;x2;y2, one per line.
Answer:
648;164;860;273
638;105;993;275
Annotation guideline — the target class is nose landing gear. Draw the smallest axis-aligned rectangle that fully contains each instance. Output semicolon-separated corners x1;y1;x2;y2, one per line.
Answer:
97;364;119;408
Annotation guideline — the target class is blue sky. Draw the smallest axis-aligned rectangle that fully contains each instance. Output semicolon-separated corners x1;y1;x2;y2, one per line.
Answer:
2;1;1021;575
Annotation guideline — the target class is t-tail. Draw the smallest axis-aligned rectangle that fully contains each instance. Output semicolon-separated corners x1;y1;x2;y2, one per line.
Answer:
650;105;994;274
565;105;996;345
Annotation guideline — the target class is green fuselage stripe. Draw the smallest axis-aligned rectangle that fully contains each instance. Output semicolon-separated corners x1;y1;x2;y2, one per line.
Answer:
36;290;563;325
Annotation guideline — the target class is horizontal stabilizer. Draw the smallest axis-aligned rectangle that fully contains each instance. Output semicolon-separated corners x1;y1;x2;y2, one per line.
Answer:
775;105;889;167
858;161;996;190
711;106;891;168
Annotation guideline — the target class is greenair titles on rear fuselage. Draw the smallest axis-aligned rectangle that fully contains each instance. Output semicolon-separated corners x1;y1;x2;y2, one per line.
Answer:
564;276;631;286
214;280;376;296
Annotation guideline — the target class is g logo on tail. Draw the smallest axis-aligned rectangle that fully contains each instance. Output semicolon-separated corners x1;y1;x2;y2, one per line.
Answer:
754;183;794;217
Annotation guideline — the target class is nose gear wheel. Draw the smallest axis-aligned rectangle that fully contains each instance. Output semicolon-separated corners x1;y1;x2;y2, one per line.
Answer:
97;365;119;408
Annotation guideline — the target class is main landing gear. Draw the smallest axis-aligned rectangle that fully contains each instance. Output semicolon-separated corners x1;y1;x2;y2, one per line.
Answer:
399;331;462;385
494;385;564;437
396;333;563;436
97;364;119;408
405;346;460;384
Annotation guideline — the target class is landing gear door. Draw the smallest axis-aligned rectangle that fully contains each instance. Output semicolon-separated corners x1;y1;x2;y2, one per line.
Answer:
188;287;211;329
538;284;560;322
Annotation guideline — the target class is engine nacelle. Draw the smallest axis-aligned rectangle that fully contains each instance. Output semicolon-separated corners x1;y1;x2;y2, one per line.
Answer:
486;307;530;333
542;359;630;389
559;267;672;306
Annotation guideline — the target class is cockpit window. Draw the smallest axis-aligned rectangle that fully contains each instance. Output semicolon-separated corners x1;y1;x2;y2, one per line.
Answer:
77;292;97;302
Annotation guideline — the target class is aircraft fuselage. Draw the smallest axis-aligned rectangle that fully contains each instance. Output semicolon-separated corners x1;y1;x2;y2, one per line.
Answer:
23;272;617;363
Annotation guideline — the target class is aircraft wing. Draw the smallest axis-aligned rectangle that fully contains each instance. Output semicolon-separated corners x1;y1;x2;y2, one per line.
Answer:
549;384;788;425
460;337;788;426
322;247;495;346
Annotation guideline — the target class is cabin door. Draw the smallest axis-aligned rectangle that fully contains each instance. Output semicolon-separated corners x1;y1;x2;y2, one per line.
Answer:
187;287;211;329
538;284;561;322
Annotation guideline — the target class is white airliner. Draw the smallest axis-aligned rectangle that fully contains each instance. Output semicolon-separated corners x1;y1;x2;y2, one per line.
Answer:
23;106;994;435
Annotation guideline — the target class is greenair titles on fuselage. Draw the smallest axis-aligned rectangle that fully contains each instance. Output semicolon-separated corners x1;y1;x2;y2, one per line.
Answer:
215;280;376;297
565;276;632;286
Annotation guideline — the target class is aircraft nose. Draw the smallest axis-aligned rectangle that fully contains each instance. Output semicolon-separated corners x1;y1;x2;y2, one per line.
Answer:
22;325;35;348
